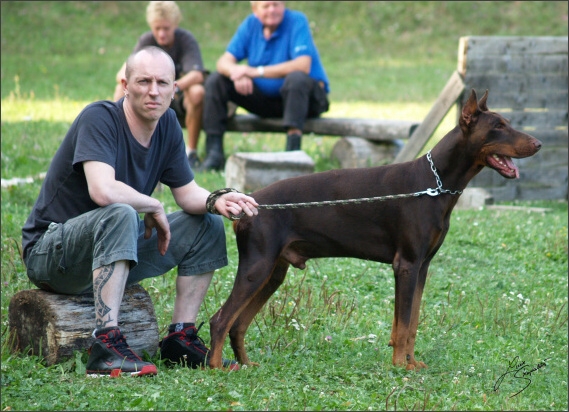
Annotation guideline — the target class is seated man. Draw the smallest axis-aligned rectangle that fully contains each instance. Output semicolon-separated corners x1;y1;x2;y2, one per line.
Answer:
113;1;206;168
23;46;258;376
200;0;330;171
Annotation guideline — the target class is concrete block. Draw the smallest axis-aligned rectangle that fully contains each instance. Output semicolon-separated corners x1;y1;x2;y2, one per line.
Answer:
225;151;315;193
455;187;494;209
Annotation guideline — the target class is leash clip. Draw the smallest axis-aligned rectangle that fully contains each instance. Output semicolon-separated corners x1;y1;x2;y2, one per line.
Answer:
415;188;440;197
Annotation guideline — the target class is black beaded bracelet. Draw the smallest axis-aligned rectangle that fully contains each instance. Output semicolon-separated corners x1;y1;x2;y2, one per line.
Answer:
206;188;242;217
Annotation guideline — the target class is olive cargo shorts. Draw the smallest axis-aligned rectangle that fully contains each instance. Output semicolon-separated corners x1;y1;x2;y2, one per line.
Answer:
25;204;228;294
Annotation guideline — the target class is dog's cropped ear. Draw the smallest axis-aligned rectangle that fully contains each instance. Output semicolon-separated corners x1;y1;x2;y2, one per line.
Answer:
461;89;480;126
478;90;489;111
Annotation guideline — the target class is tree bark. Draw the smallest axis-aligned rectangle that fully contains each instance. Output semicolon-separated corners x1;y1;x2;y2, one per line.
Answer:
8;284;159;365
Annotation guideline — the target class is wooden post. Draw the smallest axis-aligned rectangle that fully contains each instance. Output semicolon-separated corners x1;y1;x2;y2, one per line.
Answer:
8;284;159;365
393;70;465;163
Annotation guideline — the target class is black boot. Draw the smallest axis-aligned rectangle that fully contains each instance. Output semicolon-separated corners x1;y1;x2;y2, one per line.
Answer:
285;133;302;151
198;134;225;171
187;151;201;169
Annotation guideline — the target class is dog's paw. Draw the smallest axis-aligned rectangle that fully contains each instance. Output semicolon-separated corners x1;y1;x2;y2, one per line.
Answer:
406;360;428;371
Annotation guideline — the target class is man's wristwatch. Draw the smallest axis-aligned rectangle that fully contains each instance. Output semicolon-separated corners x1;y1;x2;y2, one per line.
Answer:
257;66;265;77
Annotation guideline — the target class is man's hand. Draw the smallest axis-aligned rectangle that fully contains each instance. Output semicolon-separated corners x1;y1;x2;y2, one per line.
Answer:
229;64;251;81
144;210;171;255
214;192;259;220
229;65;257;95
233;75;254;95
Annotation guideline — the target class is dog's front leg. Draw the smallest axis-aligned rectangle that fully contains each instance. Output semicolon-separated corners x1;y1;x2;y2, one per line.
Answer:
229;258;290;366
210;253;283;369
209;270;263;369
389;258;428;370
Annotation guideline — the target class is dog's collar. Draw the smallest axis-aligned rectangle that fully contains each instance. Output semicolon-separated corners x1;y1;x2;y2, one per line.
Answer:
423;151;463;196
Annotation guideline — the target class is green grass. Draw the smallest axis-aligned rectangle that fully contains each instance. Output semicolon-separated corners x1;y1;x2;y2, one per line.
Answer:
1;1;568;411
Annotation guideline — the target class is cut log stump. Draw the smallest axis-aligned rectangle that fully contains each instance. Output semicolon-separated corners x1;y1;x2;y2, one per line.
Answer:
331;137;404;168
8;283;159;365
225;150;315;193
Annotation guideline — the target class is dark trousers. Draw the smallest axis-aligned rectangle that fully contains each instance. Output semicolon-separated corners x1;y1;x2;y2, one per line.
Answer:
203;71;329;136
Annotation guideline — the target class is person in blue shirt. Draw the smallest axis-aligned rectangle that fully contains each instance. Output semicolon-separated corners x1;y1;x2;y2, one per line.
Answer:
200;1;330;171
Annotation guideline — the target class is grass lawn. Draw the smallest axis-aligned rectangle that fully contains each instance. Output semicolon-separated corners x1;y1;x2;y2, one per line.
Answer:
1;1;567;410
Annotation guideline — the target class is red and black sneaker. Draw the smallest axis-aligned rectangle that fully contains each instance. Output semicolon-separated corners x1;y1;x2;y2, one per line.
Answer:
159;322;239;371
86;327;157;377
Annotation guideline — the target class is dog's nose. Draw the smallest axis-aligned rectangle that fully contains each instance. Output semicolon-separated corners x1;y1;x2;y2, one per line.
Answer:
533;139;542;151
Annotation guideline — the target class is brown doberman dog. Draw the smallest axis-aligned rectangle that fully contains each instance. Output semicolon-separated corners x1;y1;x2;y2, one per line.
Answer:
208;89;542;370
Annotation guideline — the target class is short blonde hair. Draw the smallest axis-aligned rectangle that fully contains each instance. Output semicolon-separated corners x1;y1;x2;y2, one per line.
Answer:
146;1;182;26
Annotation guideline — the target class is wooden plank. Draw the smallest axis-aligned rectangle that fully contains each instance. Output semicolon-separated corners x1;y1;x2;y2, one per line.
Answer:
470;161;568;189
225;115;419;141
469;90;568;111
462;72;568;93
303;118;419;141
490;110;568;128
465;37;568;56
226;115;285;133
528;129;568;146
459;37;567;65
517;185;568;201
463;54;567;75
393;70;464;163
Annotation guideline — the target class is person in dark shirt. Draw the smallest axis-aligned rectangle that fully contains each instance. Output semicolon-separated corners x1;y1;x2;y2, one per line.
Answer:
23;46;258;376
113;1;206;168
200;1;330;171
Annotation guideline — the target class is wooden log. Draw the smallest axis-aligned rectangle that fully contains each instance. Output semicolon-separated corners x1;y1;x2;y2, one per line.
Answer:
226;114;419;142
8;284;159;365
331;137;403;168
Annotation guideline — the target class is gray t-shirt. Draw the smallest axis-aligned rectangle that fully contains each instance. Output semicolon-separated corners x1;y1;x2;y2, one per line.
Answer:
134;28;205;79
22;99;193;257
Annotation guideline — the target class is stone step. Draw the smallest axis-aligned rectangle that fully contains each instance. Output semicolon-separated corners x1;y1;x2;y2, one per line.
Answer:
225;151;315;193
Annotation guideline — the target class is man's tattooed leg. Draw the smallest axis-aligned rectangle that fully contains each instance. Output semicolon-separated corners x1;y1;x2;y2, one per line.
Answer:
94;262;115;329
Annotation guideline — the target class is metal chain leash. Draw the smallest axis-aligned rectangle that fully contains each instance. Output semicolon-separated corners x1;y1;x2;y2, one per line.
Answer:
426;151;463;196
257;150;463;211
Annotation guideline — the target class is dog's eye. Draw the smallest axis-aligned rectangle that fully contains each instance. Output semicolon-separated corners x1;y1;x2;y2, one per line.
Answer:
495;122;505;129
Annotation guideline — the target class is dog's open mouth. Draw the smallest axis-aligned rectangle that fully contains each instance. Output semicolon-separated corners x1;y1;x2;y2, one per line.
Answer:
487;154;519;179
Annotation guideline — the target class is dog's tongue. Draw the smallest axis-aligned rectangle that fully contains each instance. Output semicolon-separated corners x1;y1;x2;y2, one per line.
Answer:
489;154;519;178
503;156;519;178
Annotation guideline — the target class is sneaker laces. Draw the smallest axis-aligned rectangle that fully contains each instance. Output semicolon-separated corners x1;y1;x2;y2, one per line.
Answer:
101;330;141;362
183;321;210;354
